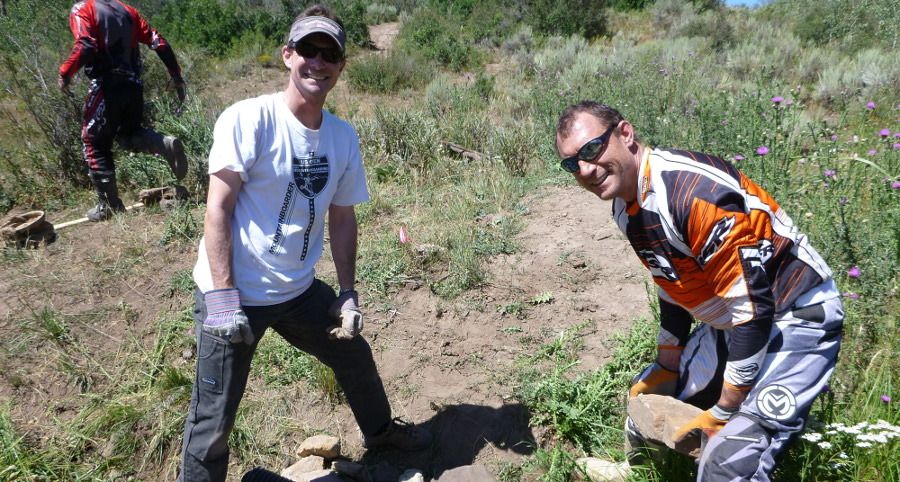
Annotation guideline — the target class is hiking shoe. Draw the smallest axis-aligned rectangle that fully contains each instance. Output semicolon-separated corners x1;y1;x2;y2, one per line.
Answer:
163;136;188;181
86;200;125;222
360;418;432;451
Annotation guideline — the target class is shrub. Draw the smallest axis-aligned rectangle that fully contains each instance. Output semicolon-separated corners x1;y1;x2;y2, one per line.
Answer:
345;51;435;94
365;3;398;24
396;7;485;71
524;0;608;39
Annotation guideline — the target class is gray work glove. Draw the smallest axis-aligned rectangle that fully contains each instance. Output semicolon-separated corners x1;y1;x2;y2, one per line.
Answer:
203;288;254;345
327;289;363;340
167;74;187;103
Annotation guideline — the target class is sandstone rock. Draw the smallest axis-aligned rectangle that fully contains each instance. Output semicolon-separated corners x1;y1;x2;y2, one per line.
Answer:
282;455;326;479
296;435;341;460
574;458;631;482
399;469;425;482
333;460;371;482
434;465;494;482
627;394;703;457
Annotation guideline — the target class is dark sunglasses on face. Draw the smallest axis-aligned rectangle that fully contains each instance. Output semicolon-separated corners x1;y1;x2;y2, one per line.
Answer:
559;124;617;173
289;41;344;64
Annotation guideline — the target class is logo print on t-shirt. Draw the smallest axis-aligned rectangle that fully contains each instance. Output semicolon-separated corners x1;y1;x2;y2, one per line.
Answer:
292;152;330;260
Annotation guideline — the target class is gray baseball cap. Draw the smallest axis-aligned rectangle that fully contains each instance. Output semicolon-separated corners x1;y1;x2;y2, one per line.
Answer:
287;16;346;52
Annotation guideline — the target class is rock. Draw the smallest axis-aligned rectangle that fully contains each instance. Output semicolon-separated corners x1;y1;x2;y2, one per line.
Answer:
282;455;326;479
627;394;703;457
370;461;401;482
296;435;341;460
399;469;425;482
281;469;344;482
574;458;631;482
434;465;494;482
333;460;371;482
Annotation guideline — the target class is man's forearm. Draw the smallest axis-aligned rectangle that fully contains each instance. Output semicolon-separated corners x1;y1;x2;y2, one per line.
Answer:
329;206;358;290
205;207;235;290
718;384;749;409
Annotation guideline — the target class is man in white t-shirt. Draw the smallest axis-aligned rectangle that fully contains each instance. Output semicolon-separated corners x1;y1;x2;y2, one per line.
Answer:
178;5;432;480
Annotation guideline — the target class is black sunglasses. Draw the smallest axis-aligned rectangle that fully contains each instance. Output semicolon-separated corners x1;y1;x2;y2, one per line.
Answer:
559;124;617;173
289;41;344;64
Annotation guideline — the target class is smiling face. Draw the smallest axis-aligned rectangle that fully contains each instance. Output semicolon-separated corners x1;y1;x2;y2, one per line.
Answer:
282;33;345;102
556;111;642;203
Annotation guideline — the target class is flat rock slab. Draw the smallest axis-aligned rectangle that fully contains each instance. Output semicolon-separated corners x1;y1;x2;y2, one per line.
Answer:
627;394;703;457
297;435;341;460
434;465;494;482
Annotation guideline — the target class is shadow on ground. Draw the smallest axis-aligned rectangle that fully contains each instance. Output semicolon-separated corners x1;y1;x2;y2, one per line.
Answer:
361;402;536;477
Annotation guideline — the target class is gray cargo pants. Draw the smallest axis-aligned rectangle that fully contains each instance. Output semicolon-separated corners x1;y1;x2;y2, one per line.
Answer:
178;279;392;482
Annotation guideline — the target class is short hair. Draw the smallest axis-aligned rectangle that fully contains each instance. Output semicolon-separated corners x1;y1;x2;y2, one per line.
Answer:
287;4;345;43
556;101;625;139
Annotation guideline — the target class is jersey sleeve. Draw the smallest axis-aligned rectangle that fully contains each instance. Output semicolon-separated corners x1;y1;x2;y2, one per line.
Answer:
658;295;693;349
125;2;181;77
59;2;98;79
682;181;774;390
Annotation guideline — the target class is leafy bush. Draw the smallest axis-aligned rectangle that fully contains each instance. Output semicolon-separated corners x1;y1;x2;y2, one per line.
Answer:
345;52;435;94
396;7;485;71
365;2;399;24
524;0;608;39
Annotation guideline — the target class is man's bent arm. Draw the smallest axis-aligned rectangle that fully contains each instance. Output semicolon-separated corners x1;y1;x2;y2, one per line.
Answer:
205;169;242;290
329;204;358;291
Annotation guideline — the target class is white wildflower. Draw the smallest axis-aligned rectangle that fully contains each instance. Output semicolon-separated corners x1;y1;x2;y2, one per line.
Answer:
838;452;849;460
826;430;838;435
802;432;823;442
857;442;872;448
818;441;833;449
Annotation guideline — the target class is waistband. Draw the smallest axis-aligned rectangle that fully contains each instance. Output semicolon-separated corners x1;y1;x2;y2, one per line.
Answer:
792;279;839;309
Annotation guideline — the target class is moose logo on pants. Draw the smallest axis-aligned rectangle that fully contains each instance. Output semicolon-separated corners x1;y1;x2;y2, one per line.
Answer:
756;384;797;421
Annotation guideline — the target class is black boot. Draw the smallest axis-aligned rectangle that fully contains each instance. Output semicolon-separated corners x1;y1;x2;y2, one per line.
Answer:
119;128;187;180
87;171;126;222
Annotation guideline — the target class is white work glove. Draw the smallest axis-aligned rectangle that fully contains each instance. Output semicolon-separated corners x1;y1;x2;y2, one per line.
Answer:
203;288;254;345
327;289;363;340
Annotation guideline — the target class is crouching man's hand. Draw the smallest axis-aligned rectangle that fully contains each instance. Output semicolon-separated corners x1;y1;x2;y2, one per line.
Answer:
203;288;255;345
672;404;738;442
327;289;363;340
629;361;679;398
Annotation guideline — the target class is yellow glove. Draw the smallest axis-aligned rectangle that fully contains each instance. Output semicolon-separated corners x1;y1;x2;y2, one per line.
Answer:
629;362;678;398
672;404;737;442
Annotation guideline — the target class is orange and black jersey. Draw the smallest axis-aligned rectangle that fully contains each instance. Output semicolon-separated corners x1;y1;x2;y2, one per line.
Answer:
59;0;180;81
614;148;833;389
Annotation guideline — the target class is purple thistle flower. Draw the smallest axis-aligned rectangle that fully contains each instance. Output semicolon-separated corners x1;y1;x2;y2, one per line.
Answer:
892;181;900;188
883;395;893;403
894;133;900;138
868;149;876;155
879;129;891;137
822;183;830;187
734;155;744;161
866;102;876;108
894;143;900;149
840;197;848;204
851;294;859;299
820;384;831;394
848;266;860;278
761;113;767;117
721;121;727;125
757;146;769;155
772;96;783;103
824;170;836;177
830;135;838;140
786;100;793;105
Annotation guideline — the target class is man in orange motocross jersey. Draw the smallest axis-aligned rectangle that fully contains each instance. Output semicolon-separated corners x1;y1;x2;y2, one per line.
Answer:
556;101;842;481
59;0;187;221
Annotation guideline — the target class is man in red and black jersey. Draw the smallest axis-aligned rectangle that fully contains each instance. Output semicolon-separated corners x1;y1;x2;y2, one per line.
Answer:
59;0;188;221
556;101;842;481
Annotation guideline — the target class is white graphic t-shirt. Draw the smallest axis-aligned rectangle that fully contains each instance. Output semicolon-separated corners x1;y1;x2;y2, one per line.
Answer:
193;93;369;305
